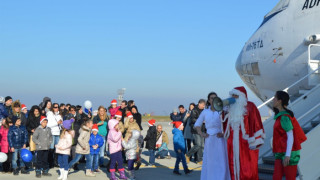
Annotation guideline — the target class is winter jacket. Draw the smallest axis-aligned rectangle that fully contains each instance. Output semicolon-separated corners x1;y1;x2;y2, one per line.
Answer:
11;100;27;127
190;106;205;134
8;125;28;149
133;112;143;131
124;118;141;141
56;130;74;155
183;116;193;140
75;125;91;154
172;128;186;153
156;131;169;146
26;114;40;137
108;106;120;119
118;120;125;134
5;105;12;117
89;133;104;155
170;113;182;122
144;126;157;150
32;126;53;150
107;119;122;154
69;115;84;146
0;126;10;153
47;111;62;136
122;130;140;160
0;103;8;120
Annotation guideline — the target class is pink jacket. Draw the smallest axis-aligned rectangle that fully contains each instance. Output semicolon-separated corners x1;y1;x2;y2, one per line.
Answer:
0;126;10;153
109;106;120;119
55;130;74;155
107;119;122;154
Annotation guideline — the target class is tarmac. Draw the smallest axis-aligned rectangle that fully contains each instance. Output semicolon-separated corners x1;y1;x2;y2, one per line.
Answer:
0;122;202;180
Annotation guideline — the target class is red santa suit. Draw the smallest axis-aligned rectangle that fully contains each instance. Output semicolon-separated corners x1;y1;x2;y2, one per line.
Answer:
222;86;265;180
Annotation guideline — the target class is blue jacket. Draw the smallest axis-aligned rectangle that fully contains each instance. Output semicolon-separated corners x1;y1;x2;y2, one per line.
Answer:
89;133;104;155
8;125;28;149
170;113;182;122
172;128;186;153
0;103;8;120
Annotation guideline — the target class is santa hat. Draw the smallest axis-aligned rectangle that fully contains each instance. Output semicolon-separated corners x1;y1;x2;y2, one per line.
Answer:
229;86;247;98
111;99;117;105
171;121;183;129
148;119;156;126
40;116;48;124
115;111;122;118
127;112;133;118
21;104;27;111
92;124;99;132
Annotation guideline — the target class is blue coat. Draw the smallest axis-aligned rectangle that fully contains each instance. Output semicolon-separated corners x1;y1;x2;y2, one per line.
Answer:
170;113;182;122
172;128;186;153
0;103;8;120
8;125;28;149
89;133;104;155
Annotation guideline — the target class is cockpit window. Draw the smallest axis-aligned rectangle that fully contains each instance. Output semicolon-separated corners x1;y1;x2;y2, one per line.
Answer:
264;0;290;18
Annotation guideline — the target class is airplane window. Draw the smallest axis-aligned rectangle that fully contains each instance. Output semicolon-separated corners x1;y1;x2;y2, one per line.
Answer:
265;0;290;18
242;65;247;74
251;62;260;75
246;64;252;75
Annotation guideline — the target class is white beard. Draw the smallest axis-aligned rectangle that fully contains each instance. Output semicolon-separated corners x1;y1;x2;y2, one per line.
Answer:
228;95;247;125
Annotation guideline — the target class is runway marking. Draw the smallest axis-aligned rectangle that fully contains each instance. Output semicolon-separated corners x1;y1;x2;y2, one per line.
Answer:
139;165;202;171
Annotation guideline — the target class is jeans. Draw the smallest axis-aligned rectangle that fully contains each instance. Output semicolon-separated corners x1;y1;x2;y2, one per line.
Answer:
99;136;106;166
12;148;25;169
148;149;155;165
58;154;69;170
186;133;204;162
68;154;92;170
174;151;188;172
91;154;99;171
36;150;49;170
155;150;169;159
50;135;60;149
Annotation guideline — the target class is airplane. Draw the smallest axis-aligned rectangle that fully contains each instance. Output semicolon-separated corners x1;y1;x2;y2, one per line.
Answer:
236;0;320;179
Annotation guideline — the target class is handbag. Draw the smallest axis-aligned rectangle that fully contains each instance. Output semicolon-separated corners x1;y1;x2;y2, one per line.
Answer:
29;135;36;151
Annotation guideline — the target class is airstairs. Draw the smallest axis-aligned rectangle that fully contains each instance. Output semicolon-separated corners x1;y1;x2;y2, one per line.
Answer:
258;44;320;180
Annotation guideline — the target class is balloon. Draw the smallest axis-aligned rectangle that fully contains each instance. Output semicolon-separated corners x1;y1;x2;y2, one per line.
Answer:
84;100;92;109
20;149;33;162
84;108;92;114
0;152;8;163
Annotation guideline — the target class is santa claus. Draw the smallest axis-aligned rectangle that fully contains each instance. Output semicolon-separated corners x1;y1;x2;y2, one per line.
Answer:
222;86;265;180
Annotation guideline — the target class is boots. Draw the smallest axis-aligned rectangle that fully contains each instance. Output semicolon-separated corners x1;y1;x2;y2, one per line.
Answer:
185;169;193;175
110;171;117;180
134;161;141;170
62;170;68;180
54;153;59;167
21;167;30;174
36;170;41;178
73;163;79;171
85;169;96;177
58;169;64;180
13;168;19;176
106;161;110;172
185;155;190;164
42;169;52;176
119;170;127;180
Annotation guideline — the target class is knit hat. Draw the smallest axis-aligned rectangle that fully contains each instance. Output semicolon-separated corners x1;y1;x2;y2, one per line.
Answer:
148;119;156;126
127;112;133;118
171;121;183;129
40;116;48;124
173;109;178;113
5;96;12;103
63;118;75;130
115;111;122;118
111;99;117;105
0;97;4;104
21;104;27;111
92;124;99;132
229;86;247;99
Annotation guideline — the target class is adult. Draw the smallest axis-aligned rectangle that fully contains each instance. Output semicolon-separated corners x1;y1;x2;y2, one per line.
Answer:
155;124;170;159
47;103;63;168
4;96;13;117
39;97;51;110
127;100;135;110
124;112;141;141
41;100;52;116
186;99;206;164
131;106;142;130
179;105;188;124
12;100;28;127
93;106;109;167
0;96;9;120
26;106;41;155
272;91;306;180
60;103;68;118
184;103;195;155
222;86;265;180
194;92;230;180
119;100;128;123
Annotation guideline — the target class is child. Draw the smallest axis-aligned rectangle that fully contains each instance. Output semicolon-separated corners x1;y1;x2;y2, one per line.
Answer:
8;116;29;175
56;118;75;180
89;124;104;173
107;119;127;180
115;111;125;133
32;116;53;178
108;99;120;119
171;121;192;175
68;119;95;177
122;130;141;180
143;119;157;166
0;117;13;173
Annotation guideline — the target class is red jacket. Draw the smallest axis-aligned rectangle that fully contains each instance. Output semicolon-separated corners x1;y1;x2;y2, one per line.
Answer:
0;126;10;153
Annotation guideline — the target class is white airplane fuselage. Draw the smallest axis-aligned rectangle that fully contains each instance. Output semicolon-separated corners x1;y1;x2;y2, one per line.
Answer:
236;0;320;104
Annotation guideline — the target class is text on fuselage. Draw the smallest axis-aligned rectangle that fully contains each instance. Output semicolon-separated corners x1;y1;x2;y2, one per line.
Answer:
246;39;264;51
302;0;320;10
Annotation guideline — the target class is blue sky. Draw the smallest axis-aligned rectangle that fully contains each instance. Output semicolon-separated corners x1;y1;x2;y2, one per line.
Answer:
0;0;278;115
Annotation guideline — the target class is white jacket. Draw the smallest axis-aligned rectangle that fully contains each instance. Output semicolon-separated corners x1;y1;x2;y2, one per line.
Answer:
47;111;62;136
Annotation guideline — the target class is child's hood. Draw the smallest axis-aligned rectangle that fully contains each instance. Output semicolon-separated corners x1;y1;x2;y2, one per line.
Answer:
108;119;119;131
131;130;141;140
172;128;181;135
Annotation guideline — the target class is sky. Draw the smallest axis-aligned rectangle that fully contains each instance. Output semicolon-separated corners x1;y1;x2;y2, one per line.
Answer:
0;0;279;115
